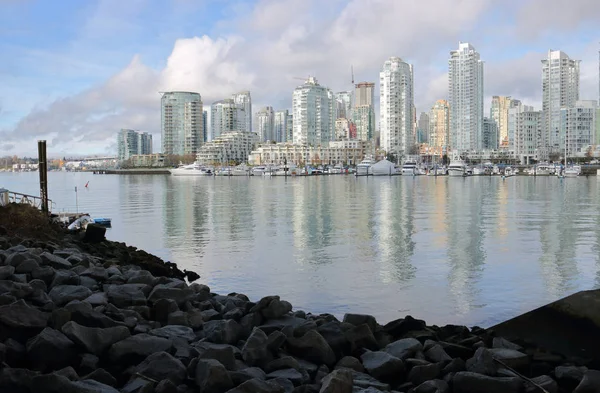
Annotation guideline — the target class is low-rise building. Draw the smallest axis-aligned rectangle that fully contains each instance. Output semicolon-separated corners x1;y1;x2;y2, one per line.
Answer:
196;131;259;165
248;140;373;166
128;154;166;168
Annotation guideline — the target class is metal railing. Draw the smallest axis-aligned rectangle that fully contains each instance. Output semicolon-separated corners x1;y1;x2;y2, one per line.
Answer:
5;191;55;211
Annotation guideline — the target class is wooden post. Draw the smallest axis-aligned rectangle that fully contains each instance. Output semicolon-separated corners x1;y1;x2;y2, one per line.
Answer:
37;140;49;213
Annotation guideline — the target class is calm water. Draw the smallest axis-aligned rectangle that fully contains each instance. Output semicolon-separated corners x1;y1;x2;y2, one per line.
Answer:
2;172;600;327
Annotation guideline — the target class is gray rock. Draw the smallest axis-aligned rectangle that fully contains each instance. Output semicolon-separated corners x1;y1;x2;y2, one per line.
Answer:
414;379;449;393
315;364;330;385
105;284;147;308
262;298;293;319
71;379;120;393
453;371;522;393
488;348;529;369
492;337;523;351
40;252;72;269
0;280;34;298
31;266;56;285
26;327;77;371
187;309;204;329
135;351;187;385
555;365;588;382
0;367;37;392
230;367;268;385
148;285;194;306
49;285;92;306
194;341;238;370
466;347;498;376
149;325;195;341
15;259;39;274
154;298;179;321
524;375;557;393
201;309;221;321
287;330;336;367
442;357;465;375
267;330;287;352
0;299;48;329
126;270;157;286
342;314;377;333
29;279;47;292
62;321;130;355
203;319;243;344
155;379;178;393
120;377;154;393
0;265;15;279
84;292;108;306
335;356;365;373
226;378;285;393
5;252;29;267
30;372;73;393
424;344;452;363
319;368;353;393
384;338;423;360
243;327;271;366
79;353;100;375
79;276;99;290
267;368;307;386
270;377;294;393
360;351;405;381
84;368;117;387
55;366;79;381
573;370;600;393
109;333;172;363
81;266;108;281
195;358;234;393
65;301;120;328
266;356;303;373
50;270;80;289
351;371;391;391
408;363;442;386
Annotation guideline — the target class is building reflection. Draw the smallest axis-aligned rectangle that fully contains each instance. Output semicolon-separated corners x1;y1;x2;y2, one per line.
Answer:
375;178;416;283
445;178;486;316
430;177;449;248
494;180;509;239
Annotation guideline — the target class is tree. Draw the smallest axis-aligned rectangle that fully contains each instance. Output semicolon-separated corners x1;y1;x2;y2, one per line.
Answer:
548;152;561;163
442;154;449;165
585;146;594;161
387;152;398;163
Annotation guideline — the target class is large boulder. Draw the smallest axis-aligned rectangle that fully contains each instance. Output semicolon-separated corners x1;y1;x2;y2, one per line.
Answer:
48;285;92;306
261;297;293;319
0;280;34;298
109;333;172;364
195;358;234;393
342;314;377;333
134;351;187;385
0;299;48;331
287;330;336;367
225;378;285;393
573;370;600;393
466;347;498;376
148;285;195;306
40;252;72;269
26;327;77;371
488;348;529;370
242;327;271;366
453;371;522;393
194;342;238;371
360;350;405;382
319;368;353;393
64;301;120;328
149;325;195;341
105;284;147;308
202;319;243;345
62;321;130;356
384;338;423;360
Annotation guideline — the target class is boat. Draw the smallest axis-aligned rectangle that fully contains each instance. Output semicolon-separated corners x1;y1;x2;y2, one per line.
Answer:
448;157;468;177
169;162;213;176
67;215;94;231
371;159;399;176
92;218;112;227
356;156;375;176
527;163;555;176
273;164;299;176
564;164;581;177
503;166;516;178
401;161;419;175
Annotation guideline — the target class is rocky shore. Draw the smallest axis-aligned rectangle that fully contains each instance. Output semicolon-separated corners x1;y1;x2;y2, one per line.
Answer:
0;205;599;392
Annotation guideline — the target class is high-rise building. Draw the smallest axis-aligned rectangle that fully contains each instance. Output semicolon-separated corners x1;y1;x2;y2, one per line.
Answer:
285;113;293;143
491;96;520;148
274;110;289;143
292;76;335;146
379;57;414;156
417;112;430;144
561;100;597;157
231;91;252;133
256;106;275;142
508;102;535;157
482;118;498;150
335;91;353;120
355;82;375;106
335;119;352;140
514;110;542;164
117;129;152;161
161;91;204;156
203;111;208;142
429;100;450;156
449;42;484;152
211;99;241;140
541;50;580;157
353;82;375;141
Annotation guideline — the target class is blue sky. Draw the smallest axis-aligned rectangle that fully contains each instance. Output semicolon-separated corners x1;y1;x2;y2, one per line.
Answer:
1;0;599;156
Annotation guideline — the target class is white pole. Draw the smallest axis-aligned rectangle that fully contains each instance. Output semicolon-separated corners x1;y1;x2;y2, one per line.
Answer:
75;186;78;214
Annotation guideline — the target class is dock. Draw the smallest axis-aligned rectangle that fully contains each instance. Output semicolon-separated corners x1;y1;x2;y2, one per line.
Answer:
91;169;170;175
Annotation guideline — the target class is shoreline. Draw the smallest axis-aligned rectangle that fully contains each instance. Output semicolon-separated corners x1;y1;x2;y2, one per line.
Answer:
0;204;599;392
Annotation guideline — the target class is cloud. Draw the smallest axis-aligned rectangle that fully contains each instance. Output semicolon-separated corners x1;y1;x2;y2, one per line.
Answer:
515;0;600;36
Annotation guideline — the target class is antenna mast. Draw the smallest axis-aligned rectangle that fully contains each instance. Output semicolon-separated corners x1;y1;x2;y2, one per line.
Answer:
351;65;354;85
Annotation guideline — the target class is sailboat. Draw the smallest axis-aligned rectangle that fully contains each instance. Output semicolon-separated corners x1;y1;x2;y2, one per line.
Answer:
560;131;581;178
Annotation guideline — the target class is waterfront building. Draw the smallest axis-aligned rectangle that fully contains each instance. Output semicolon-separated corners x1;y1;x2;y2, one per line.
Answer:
449;42;484;152
231;91;252;133
274;110;289;143
117;129;152;161
203;111;208;142
211;99;241;140
128;153;166;168
428;100;450;157
541;50;580;157
355;82;374;106
335;91;353;120
417;112;430;143
335;118;352;140
161;91;204;156
248;140;372;166
561;100;598;157
491;96;521;149
292;76;335;146
196;131;259;165
256;106;275;142
514;110;542;164
285;113;293;142
508;102;535;160
482;117;498;150
352;82;375;141
379;57;414;157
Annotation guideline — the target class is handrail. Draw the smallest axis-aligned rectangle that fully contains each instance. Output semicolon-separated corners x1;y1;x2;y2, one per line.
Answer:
4;191;55;211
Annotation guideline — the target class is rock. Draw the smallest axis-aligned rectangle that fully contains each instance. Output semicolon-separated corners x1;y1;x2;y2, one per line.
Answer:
62;321;130;355
0;265;15;279
243;327;271;366
149;325;195;341
0;280;34;298
203;319;243;345
345;324;378;352
119;377;154;393
29;279;47;292
0;299;48;329
492;337;523;351
155;379;178;393
267;368;307;386
5;252;29;267
108;333;172;363
262;298;293;319
524;375;558;393
351;371;391;391
319;368;353;393
194;342;238;370
287;330;336;367
226;378;285;393
424;344;452;363
48;285;92;306
335;356;365;372
135;351;187;385
230;367;268;385
29;372;73;393
267;330;287;352
50;270;80;288
83;224;106;243
15;259;39;274
153;298;179;322
55;366;79;381
65;301;120;328
442;357;465;375
408;363;442;386
84;368;117;387
0;367;37;393
40;252;72;269
81;266;108;281
360;351;405;381
314;364;329;384
342;314;377;333
201;309;221;321
267;356;303;373
466;347;498;376
488;348;529;369
105;284;147;308
453;371;522;393
195;358;234;393
84;292;108;306
26;327;77;371
555;365;587;382
31;266;56;285
439;342;473;359
148;285;194;306
126;270;157;285
573;370;600;393
384;338;423;360
414;379;449;393
382;316;426;338
71;379;120;393
79;353;100;374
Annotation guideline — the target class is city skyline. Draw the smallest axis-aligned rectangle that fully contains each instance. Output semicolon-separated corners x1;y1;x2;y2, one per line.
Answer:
0;0;599;156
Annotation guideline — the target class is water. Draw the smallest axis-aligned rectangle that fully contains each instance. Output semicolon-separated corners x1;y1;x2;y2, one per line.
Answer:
2;172;600;327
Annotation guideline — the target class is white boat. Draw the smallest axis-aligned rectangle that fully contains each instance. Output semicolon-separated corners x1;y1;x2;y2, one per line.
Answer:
528;163;554;176
448;160;468;177
273;164;299;176
169;162;213;176
252;166;277;176
503;166;516;177
564;165;581;177
328;164;344;174
371;159;399;176
356;156;375;176
401;161;419;175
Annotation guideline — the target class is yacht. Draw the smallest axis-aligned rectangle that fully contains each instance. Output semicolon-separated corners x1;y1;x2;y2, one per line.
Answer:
356;156;375;176
273;164;299;176
401;161;419;175
448;159;468;177
527;163;554;176
564;164;581;177
503;166;516;177
169;162;213;176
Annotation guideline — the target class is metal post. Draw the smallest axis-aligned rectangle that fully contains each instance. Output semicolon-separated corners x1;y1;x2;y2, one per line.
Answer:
75;186;78;214
37;140;49;213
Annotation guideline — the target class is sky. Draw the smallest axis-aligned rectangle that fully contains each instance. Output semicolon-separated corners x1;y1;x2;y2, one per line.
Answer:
1;0;599;157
